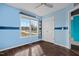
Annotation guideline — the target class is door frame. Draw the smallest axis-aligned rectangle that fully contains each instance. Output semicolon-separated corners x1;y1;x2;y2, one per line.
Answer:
68;5;79;49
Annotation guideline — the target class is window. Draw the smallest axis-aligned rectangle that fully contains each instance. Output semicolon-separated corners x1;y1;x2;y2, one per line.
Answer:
20;13;38;38
31;20;38;36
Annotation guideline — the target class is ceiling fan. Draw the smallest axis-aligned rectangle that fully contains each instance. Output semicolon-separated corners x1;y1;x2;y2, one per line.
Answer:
35;3;53;8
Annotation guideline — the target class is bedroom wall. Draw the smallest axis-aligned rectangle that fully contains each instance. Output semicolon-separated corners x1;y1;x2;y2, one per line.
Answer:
42;4;74;48
0;4;41;51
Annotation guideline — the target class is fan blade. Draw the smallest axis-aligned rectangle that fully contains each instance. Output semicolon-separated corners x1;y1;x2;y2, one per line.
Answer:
45;3;53;8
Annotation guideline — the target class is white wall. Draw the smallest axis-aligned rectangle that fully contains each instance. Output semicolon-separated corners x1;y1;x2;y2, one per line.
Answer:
42;4;73;49
42;16;54;43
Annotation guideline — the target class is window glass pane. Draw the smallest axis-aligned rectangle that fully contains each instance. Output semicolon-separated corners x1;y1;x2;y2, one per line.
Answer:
31;20;38;36
20;13;38;38
20;14;30;37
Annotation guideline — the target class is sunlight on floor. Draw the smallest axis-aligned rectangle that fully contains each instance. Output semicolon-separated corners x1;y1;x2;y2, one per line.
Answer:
31;45;45;56
14;45;45;56
14;48;29;56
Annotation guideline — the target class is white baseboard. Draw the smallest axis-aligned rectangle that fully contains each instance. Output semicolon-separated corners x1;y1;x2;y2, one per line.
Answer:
54;42;70;49
0;40;70;52
42;40;54;44
0;40;40;52
43;40;70;49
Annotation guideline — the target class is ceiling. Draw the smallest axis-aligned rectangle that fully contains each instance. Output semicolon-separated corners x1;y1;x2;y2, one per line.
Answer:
7;3;70;16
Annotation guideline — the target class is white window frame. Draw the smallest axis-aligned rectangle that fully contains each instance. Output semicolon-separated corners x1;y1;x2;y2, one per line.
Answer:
20;14;38;38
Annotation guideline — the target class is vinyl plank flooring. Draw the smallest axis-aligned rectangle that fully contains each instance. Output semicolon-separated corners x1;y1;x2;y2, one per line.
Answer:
0;41;79;56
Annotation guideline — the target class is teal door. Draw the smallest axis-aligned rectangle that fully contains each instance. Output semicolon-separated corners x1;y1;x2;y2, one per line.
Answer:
71;15;79;41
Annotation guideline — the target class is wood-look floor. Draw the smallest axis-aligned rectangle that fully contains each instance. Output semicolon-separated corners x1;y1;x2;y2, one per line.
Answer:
0;41;79;56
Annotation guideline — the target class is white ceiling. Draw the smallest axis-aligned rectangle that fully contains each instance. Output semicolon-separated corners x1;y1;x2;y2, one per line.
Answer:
7;3;70;16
